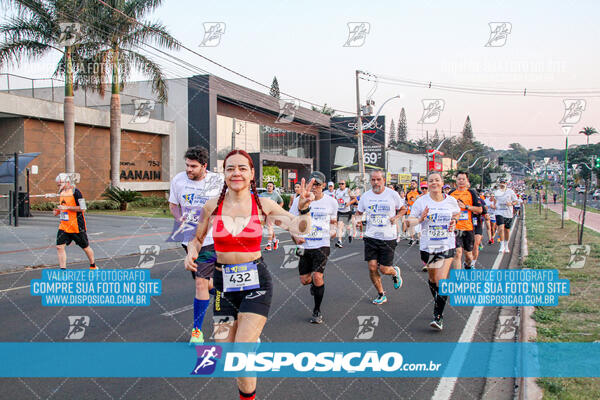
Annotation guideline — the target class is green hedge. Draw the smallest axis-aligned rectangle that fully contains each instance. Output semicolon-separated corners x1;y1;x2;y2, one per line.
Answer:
130;196;169;208
88;200;120;210
31;201;57;211
281;193;291;211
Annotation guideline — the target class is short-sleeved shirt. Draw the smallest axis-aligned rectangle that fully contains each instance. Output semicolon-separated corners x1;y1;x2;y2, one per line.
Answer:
169;171;223;245
358;187;404;240
290;195;338;249
449;188;481;231
324;189;335;198
493;188;517;218
410;193;460;252
335;188;352;212
260;190;283;204
406;189;421;212
58;188;86;233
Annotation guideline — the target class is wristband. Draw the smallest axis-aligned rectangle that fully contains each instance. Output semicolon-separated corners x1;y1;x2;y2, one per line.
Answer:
299;207;311;215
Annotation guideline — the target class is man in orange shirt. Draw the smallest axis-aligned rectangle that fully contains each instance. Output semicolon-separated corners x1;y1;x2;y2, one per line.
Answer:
448;172;482;269
405;180;421;245
53;173;96;270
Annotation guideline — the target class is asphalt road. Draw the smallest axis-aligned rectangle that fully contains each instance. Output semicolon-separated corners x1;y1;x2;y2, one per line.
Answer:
0;226;515;400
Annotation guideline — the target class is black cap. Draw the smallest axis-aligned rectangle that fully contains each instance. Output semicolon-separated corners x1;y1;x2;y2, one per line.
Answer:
309;171;326;185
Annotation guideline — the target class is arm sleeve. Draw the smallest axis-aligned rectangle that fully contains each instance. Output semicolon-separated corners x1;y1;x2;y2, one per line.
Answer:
168;178;178;204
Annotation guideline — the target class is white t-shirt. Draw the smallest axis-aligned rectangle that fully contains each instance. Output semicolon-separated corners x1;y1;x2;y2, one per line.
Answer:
358;187;404;241
168;171;223;245
335;188;352;212
493;188;517;218
290;195;338;249
410;193;460;252
324;189;335;198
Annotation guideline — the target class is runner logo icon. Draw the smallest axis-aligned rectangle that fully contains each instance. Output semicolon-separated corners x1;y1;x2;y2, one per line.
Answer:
354;316;379;339
65;316;90;340
485;22;512;47
191;345;222;375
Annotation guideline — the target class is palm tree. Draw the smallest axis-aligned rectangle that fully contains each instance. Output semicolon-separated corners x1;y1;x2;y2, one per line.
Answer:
0;0;89;172
579;126;598;146
77;0;179;186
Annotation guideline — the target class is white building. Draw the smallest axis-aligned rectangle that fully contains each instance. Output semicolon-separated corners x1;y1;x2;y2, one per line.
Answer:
386;150;427;175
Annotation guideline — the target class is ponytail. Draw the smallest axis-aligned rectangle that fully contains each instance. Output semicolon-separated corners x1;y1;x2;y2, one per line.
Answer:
250;179;265;225
211;182;228;216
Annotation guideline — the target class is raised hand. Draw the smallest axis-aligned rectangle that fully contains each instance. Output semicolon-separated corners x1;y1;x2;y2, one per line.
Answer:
418;206;430;223
298;178;316;210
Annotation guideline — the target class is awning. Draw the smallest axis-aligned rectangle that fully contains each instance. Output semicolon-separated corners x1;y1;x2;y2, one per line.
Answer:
0;153;40;183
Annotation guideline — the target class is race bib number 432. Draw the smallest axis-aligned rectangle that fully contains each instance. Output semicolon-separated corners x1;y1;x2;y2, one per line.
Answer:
222;263;260;292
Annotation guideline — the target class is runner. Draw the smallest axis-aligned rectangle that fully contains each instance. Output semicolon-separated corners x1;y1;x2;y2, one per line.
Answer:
420;181;429;196
514;193;523;217
325;181;336;197
293;182;301;200
448;171;483;270
290;171;338;324
53;173;96;270
405;180;422;246
184;149;314;400
485;192;497;244
260;182;284;251
350;186;363;240
356;170;404;305
471;189;488;268
169;146;223;344
493;178;518;253
405;172;460;330
443;184;451;195
334;180;356;247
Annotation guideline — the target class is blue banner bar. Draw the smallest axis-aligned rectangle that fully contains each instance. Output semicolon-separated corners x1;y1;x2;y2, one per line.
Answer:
0;342;598;378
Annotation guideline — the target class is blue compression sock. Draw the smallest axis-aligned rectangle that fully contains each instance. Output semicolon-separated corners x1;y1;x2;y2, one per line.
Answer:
193;298;210;330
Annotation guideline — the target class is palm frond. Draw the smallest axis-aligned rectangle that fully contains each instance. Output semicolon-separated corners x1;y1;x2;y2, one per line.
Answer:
126;49;168;102
0;39;52;67
120;20;180;50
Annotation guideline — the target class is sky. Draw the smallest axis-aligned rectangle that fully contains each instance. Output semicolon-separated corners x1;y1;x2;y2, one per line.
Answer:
2;0;599;150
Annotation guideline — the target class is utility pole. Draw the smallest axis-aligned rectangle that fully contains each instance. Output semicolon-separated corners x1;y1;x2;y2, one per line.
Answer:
355;70;365;187
425;129;429;176
231;118;236;151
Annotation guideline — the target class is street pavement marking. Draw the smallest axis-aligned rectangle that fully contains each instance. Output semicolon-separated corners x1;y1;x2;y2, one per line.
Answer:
161;304;193;316
432;218;518;400
330;252;360;262
0;257;185;293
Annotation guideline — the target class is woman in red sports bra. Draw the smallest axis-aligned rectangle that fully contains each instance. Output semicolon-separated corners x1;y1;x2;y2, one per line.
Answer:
184;149;313;400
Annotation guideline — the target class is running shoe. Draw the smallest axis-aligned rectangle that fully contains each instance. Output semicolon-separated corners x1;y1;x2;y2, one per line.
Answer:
348;235;353;243
310;311;323;324
189;328;204;345
479;244;484;251
89;264;98;270
408;239;414;246
372;294;387;305
359;234;364;240
265;242;272;251
422;264;428;272
430;315;443;331
464;262;472;270
335;241;343;248
498;243;505;253
60;267;66;270
273;239;279;250
392;266;403;289
504;246;511;254
488;239;494;245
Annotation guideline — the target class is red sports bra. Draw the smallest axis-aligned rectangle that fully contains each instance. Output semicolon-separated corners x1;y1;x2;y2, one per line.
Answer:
212;196;263;252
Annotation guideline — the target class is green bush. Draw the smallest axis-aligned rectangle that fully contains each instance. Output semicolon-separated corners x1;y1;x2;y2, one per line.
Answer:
31;201;57;211
281;193;291;211
130;196;168;208
102;186;143;211
87;200;120;210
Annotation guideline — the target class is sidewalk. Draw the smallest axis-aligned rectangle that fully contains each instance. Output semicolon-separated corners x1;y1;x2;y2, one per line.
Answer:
0;213;180;272
543;203;600;233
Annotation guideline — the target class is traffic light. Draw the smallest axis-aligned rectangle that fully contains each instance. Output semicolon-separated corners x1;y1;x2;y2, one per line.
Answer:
595;157;600;168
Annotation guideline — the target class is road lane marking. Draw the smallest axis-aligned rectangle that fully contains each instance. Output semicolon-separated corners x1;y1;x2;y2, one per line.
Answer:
161;304;193;316
330;252;360;262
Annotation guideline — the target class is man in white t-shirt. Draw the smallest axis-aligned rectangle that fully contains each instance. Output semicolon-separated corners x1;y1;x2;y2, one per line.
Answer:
324;182;336;197
493;178;518;253
169;146;223;344
356;170;405;305
290;171;338;324
334;181;356;248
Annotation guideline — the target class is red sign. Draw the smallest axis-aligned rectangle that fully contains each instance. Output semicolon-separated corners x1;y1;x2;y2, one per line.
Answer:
428;161;443;171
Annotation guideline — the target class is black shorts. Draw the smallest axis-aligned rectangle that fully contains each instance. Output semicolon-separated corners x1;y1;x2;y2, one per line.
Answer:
455;230;475;252
182;244;217;280
298;247;330;275
337;211;352;223
474;219;483;236
420;248;456;265
364;237;397;266
213;258;273;319
56;230;89;248
495;215;514;229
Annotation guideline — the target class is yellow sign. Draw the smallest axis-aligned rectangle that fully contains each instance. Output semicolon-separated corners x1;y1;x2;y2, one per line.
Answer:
398;174;412;184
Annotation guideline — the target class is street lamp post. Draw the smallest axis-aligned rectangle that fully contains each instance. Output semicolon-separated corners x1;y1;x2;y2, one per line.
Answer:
561;125;572;228
544;157;550;219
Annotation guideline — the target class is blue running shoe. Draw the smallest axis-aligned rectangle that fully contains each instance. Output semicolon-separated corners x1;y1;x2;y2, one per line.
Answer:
372;294;387;305
392;266;402;289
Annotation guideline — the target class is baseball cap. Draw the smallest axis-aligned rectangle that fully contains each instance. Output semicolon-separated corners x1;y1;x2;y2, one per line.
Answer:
420;182;428;188
328;181;334;186
443;184;450;189
310;171;326;185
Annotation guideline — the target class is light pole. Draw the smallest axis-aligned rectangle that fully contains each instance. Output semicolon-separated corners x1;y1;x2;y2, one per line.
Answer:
544;157;550;219
456;149;475;165
481;159;492;190
467;156;486;171
561;125;572;228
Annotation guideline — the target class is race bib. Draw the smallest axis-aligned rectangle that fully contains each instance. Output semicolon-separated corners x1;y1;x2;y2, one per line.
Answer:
459;210;469;221
428;224;449;240
307;224;325;240
60;211;69;221
338;198;345;209
472;218;478;226
369;214;387;227
222;262;260;292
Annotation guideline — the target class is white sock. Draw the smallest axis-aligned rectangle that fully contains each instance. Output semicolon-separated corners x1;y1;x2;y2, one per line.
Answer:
471;260;476;267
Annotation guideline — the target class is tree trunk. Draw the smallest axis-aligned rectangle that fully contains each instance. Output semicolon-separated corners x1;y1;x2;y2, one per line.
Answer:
110;49;121;186
64;46;75;173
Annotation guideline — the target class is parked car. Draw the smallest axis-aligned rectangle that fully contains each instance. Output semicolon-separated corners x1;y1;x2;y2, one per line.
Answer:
593;189;600;200
576;185;586;193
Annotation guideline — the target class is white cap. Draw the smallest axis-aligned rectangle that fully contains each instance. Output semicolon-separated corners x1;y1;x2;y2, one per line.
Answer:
328;181;334;186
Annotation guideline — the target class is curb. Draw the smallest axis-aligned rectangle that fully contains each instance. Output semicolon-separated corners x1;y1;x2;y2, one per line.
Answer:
517;207;543;400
